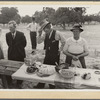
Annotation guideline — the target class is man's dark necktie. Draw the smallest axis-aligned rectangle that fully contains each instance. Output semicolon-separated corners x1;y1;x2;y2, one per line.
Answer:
12;33;15;39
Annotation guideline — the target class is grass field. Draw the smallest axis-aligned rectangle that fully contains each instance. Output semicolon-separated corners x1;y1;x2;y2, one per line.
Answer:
1;24;100;89
1;24;100;59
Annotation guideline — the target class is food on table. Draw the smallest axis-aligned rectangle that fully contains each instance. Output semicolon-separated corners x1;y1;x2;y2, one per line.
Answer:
37;65;56;77
24;57;32;66
74;73;80;76
59;69;75;79
94;71;100;74
37;72;50;77
26;66;38;74
29;49;45;63
81;73;91;80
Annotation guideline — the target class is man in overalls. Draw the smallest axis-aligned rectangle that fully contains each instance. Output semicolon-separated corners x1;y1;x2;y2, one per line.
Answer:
34;20;65;89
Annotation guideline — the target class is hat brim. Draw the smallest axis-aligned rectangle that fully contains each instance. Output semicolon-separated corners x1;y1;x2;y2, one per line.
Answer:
70;28;83;32
39;22;50;31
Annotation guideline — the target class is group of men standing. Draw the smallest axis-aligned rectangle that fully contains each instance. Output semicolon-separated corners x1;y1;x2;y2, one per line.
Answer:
0;15;88;89
3;15;66;89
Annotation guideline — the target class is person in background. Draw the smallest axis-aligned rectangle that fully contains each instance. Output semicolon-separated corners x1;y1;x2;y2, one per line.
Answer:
6;20;27;88
63;24;89;68
0;28;4;59
34;20;66;89
27;15;38;52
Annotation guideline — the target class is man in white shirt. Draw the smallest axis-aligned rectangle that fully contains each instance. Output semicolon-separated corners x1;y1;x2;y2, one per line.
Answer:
27;15;38;52
63;24;89;68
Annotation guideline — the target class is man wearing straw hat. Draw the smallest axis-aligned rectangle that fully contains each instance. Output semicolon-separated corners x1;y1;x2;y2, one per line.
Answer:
34;20;66;89
27;15;38;52
63;24;89;68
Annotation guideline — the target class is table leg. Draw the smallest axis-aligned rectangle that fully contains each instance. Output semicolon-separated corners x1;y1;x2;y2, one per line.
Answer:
1;75;8;89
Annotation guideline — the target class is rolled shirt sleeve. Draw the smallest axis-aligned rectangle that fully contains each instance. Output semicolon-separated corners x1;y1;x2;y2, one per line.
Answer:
63;39;70;53
37;32;46;44
55;31;66;51
26;23;31;31
83;39;89;52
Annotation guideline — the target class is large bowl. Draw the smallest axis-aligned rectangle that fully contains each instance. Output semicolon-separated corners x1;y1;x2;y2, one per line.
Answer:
59;69;75;79
55;63;69;72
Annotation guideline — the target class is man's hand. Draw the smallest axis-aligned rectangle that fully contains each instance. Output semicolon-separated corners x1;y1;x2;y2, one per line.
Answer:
72;55;79;61
38;30;42;36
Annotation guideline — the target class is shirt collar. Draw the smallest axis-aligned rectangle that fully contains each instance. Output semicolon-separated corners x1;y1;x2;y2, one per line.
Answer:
71;37;82;42
11;31;16;36
49;29;53;39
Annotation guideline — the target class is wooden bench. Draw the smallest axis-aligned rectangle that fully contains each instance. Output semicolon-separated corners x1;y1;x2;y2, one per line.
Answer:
0;59;23;88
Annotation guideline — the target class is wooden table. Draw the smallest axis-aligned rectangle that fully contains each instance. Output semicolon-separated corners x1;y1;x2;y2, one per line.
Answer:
12;63;100;89
1;59;100;89
0;59;23;88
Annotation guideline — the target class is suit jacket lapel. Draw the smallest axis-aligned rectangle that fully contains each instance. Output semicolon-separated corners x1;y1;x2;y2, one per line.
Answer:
9;32;13;40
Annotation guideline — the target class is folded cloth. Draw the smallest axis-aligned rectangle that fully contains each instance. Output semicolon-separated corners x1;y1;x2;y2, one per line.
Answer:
72;60;82;68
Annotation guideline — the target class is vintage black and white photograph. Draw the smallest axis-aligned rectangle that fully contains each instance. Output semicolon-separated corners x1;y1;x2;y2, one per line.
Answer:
0;4;100;89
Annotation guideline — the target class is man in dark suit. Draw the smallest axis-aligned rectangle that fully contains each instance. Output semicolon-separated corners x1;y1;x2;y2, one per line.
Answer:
6;20;27;88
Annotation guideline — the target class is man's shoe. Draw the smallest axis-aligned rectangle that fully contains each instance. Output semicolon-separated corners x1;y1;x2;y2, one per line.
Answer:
49;84;55;89
33;85;44;89
33;83;45;89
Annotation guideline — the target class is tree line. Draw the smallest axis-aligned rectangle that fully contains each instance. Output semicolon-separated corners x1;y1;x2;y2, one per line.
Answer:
0;7;100;29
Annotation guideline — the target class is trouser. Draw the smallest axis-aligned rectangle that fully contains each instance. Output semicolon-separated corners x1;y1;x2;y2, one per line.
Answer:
6;76;23;88
65;53;86;68
35;52;60;89
35;83;55;89
6;59;24;88
30;31;37;49
44;52;60;65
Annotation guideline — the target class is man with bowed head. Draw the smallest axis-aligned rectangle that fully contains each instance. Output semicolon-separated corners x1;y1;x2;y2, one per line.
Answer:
6;20;27;88
34;20;66;89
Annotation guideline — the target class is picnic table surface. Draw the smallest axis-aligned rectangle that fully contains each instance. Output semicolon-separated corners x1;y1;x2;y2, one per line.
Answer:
0;59;100;89
12;63;100;89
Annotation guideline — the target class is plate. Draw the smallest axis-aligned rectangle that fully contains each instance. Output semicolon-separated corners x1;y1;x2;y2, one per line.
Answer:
37;72;50;77
94;71;100;75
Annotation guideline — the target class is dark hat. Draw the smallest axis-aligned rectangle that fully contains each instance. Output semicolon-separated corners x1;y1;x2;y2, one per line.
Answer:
70;24;83;32
39;20;50;32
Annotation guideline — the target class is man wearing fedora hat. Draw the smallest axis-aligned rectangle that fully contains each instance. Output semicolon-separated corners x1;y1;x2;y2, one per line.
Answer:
34;20;65;89
63;24;89;68
27;15;38;52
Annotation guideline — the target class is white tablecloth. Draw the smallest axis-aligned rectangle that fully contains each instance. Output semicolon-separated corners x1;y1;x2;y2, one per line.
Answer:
12;64;56;85
12;64;100;88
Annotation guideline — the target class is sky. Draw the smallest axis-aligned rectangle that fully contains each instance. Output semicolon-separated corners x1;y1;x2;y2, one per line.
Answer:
0;5;100;16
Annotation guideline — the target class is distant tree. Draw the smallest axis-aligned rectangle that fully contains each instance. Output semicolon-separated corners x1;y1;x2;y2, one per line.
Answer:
34;7;55;24
73;7;86;24
84;15;93;24
34;7;86;29
21;15;32;23
54;7;86;29
55;7;71;29
0;7;19;24
13;14;21;24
